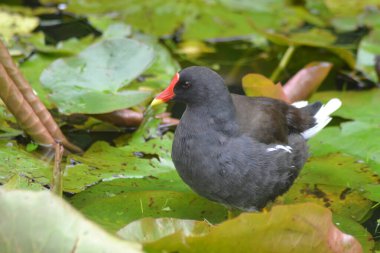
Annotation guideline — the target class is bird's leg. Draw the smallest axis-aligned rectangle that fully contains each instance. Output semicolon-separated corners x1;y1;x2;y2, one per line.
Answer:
227;209;234;219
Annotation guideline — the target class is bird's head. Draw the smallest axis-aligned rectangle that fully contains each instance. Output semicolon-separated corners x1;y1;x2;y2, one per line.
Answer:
151;66;226;106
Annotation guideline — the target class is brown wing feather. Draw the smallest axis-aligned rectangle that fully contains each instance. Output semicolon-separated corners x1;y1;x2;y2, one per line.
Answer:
231;94;321;144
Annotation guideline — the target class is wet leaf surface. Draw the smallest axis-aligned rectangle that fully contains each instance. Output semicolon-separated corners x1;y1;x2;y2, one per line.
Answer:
0;189;143;253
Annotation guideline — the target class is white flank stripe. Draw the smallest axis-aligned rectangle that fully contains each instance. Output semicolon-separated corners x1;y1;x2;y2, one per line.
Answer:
267;145;293;153
291;101;308;108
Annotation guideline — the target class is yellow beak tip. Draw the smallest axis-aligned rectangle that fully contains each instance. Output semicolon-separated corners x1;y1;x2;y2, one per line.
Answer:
150;98;164;107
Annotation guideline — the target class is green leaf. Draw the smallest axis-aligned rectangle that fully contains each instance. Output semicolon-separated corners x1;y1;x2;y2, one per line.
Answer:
0;8;38;43
0;140;51;186
356;29;380;82
311;90;380;123
40;38;155;114
0;189;143;253
2;174;46;191
283;153;376;222
19;54;57;107
119;203;363;253
63;133;175;193
333;214;375;253
69;171;227;233
309;124;380;175
50;89;151;114
261;29;356;68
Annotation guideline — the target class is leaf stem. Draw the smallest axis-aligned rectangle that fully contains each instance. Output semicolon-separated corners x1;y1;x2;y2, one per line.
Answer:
51;143;64;196
270;46;296;82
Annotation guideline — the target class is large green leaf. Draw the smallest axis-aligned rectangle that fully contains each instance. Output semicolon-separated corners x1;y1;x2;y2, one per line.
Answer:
283;153;375;222
40;38;154;114
19;54;58;107
260;29;356;68
308;123;380;174
118;203;365;253
67;0;315;40
0;189;143;253
63;133;175;193
69;172;227;233
311;90;380;123
2;174;46;191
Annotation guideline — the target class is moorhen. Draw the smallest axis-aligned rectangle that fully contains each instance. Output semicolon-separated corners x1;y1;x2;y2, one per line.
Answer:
151;66;341;211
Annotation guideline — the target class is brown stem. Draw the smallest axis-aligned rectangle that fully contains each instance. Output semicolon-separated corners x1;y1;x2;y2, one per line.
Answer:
51;142;64;196
0;39;82;153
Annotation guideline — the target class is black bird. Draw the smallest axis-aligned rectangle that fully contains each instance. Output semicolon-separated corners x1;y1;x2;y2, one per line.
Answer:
151;66;341;211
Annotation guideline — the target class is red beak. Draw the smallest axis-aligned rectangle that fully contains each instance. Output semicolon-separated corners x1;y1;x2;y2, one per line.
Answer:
151;72;179;106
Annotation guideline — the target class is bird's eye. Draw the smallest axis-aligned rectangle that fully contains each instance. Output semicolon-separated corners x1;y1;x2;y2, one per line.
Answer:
182;81;191;89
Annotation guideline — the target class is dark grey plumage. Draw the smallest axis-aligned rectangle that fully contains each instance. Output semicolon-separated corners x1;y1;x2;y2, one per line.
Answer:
169;66;334;211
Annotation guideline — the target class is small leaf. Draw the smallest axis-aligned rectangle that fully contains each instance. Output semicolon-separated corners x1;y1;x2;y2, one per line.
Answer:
26;142;38;152
242;73;289;102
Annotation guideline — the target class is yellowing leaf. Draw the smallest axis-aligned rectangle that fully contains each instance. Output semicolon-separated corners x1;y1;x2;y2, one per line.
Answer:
0;9;38;43
119;203;364;253
242;73;289;102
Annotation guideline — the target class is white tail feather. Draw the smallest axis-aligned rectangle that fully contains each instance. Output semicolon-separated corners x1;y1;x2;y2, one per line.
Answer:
301;98;342;139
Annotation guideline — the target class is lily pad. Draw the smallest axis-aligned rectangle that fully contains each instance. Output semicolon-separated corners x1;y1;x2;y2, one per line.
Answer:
356;29;380;82
19;54;58;107
2;174;46;191
69;171;227;233
0;140;51;186
40;38;154;114
118;217;211;243
63;132;175;193
0;8;38;43
0;189;143;253
118;203;364;253
309;123;380;174
311;90;380;123
283;153;376;222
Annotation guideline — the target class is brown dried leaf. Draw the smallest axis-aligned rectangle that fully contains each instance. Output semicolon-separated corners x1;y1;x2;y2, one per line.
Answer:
93;110;179;128
242;73;289;102
93;109;144;127
283;62;333;102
